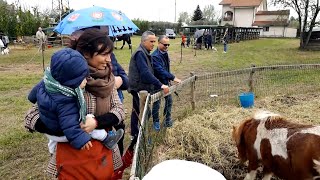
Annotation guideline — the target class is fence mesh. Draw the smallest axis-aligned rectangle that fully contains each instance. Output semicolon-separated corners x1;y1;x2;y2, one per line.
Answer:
130;63;320;179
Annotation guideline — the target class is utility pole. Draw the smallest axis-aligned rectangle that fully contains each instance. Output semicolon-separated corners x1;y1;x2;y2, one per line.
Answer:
175;0;176;22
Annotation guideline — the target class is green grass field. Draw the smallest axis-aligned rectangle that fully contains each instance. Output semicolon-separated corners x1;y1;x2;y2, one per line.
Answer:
0;37;319;179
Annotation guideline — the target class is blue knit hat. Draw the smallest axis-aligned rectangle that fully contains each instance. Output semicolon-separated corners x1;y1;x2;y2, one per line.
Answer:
50;48;89;89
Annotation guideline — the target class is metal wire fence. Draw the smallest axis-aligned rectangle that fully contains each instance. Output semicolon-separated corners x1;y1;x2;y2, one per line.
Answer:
129;63;320;180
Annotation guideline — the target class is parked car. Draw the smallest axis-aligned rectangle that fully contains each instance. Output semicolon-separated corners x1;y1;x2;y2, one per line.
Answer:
165;29;176;39
0;32;9;48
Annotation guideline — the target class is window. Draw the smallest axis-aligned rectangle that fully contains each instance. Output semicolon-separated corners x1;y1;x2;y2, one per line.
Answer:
263;27;270;32
223;11;233;21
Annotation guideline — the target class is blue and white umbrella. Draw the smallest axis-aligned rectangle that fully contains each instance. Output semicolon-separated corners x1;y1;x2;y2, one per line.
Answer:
54;6;139;36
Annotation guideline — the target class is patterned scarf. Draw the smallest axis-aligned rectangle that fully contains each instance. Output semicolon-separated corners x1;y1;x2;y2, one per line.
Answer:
85;65;114;116
43;67;86;123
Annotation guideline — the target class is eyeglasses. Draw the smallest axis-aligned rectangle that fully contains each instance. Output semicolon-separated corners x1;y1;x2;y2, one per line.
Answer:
160;42;170;47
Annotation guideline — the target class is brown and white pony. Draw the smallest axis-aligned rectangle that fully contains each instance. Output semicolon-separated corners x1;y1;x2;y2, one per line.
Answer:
232;111;320;180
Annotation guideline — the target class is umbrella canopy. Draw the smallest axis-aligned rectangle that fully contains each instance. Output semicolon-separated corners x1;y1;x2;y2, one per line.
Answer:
54;6;139;36
194;29;205;38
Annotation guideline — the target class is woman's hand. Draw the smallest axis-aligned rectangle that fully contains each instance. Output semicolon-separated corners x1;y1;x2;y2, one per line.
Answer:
114;76;123;89
80;116;97;133
81;141;93;150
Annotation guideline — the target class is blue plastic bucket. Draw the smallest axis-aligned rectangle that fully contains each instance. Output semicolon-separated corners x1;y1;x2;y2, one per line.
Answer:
239;92;254;108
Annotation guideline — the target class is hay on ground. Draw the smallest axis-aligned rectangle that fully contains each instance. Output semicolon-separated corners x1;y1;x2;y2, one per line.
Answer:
154;93;320;179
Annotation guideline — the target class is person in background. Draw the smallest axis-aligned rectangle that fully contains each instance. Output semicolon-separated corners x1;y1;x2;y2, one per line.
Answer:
128;30;169;152
206;32;213;50
196;35;203;50
223;28;229;53
152;35;181;131
181;33;186;48
186;35;191;48
211;30;218;51
36;27;46;52
212;30;216;45
203;31;208;50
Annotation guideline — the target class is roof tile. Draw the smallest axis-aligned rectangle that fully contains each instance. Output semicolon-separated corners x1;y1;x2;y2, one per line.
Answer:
219;0;264;7
256;10;290;15
252;20;289;26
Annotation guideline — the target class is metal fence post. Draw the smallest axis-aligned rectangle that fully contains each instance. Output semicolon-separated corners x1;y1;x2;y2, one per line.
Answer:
190;72;196;110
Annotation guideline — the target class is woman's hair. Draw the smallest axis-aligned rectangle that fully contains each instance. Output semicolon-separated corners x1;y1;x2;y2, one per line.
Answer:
69;28;114;58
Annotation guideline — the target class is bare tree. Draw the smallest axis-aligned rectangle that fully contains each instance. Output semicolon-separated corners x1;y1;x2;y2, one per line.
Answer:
178;12;191;25
202;5;217;24
272;0;320;49
274;10;290;37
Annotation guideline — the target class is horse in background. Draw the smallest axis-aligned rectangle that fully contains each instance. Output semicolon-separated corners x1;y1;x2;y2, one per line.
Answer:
110;33;132;50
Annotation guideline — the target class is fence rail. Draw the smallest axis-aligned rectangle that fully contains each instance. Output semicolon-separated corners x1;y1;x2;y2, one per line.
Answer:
130;63;320;179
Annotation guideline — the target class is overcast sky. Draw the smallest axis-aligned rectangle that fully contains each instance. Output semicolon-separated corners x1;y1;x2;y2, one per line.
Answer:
5;0;219;22
6;0;289;22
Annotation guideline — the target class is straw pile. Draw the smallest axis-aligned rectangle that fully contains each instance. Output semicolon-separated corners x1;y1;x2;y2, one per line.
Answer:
154;93;320;179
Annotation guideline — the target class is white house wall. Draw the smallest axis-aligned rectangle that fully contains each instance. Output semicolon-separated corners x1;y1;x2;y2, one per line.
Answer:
284;28;297;37
257;2;266;11
234;8;255;27
262;0;267;11
221;5;234;26
260;27;297;37
222;5;233;13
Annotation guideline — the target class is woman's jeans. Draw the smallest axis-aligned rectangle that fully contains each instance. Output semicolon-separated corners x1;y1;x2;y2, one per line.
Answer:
152;94;173;123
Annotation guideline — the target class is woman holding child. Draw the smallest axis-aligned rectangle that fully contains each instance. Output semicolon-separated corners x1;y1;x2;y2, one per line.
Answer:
25;28;126;179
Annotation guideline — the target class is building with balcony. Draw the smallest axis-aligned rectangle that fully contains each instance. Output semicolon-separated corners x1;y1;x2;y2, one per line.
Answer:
219;0;297;37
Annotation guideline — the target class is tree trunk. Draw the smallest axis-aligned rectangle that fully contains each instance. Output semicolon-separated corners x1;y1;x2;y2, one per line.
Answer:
302;1;320;49
300;33;305;49
300;0;310;49
298;14;304;48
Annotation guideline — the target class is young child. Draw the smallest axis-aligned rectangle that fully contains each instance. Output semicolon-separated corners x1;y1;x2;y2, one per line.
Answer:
181;33;186;48
186;36;191;48
28;48;123;152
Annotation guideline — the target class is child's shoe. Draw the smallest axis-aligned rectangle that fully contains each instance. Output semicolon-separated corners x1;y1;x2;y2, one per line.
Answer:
103;129;124;149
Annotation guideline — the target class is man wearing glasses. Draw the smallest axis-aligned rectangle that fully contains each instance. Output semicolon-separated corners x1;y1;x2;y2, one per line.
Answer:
151;35;181;131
